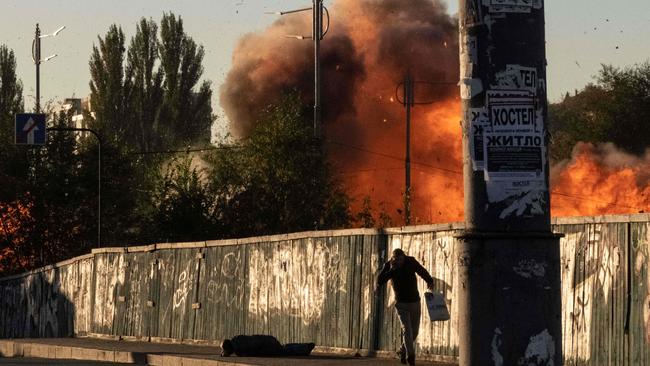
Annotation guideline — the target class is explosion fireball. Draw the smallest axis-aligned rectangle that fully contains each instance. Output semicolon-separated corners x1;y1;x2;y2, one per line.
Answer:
220;0;650;225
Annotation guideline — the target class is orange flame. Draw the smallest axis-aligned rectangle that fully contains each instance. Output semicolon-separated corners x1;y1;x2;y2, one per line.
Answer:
336;101;650;226
220;0;650;225
551;143;650;216
331;98;464;226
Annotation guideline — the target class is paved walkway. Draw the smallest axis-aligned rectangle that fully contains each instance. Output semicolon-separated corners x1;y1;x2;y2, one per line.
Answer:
0;357;131;365
0;338;457;366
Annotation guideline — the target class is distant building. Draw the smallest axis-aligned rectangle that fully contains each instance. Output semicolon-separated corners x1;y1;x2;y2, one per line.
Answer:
61;97;94;141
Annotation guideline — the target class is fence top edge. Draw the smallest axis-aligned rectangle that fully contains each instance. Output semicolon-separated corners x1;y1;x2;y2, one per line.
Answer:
207;228;383;247
552;213;650;225
2;214;648;283
0;253;94;283
384;222;466;234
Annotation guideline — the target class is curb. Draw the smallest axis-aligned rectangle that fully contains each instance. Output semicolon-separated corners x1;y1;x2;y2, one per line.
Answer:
0;340;252;366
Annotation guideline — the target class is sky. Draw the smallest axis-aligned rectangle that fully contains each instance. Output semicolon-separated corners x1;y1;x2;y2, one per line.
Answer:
2;0;650;114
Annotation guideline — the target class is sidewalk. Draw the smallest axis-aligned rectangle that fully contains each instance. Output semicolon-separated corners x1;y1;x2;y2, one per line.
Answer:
0;338;457;366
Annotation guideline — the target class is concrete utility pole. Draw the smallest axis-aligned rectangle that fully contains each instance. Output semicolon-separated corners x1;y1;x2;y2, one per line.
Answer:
457;1;562;365
403;73;414;225
313;0;323;138
396;77;456;226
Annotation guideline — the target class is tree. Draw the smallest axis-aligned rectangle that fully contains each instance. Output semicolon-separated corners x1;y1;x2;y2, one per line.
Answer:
90;14;213;151
28;110;94;258
89;25;131;143
0;45;23;124
355;196;376;228
125;18;164;151
0;45;27;201
86;14;216;247
158;13;213;147
549;62;650;160
0;198;36;275
150;156;216;242
208;92;350;238
597;64;650;154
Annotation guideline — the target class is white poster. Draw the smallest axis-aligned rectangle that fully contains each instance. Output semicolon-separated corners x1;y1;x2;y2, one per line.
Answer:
480;66;548;218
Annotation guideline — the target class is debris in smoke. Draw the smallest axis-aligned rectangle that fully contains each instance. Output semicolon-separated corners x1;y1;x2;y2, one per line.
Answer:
220;0;460;225
219;0;650;225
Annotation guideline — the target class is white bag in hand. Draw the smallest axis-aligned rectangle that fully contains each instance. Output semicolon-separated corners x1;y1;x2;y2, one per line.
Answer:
425;291;450;321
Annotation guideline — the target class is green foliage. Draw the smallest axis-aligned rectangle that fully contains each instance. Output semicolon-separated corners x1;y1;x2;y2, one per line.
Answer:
0;36;353;276
356;196;376;228
157;13;212;147
0;45;23;125
29;111;93;257
78;138;153;247
378;202;393;228
596;64;650;154
208;92;351;238
0;45;26;201
89;13;213;151
81;13;216;245
150;157;216;242
549;62;650;160
125;18;164;151
89;25;129;142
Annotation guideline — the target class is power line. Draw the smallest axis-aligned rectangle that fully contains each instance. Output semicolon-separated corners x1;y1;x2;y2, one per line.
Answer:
129;146;237;155
407;166;645;212
325;139;462;176
551;191;646;211
335;167;404;176
128;139;646;212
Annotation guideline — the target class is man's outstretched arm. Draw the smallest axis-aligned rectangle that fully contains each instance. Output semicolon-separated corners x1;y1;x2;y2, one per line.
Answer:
413;259;434;288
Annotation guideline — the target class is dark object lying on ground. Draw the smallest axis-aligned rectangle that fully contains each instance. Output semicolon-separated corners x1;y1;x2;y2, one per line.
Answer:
221;335;316;357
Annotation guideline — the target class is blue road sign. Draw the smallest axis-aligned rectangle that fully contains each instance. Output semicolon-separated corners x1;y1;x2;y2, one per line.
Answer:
15;113;46;145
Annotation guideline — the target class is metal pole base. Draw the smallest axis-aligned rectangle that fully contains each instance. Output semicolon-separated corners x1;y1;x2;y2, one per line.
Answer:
456;231;563;366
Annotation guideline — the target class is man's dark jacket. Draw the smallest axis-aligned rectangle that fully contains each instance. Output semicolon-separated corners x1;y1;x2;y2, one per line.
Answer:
377;256;434;303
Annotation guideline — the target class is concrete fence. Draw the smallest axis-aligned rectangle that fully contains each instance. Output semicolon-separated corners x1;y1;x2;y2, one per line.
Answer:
1;215;649;365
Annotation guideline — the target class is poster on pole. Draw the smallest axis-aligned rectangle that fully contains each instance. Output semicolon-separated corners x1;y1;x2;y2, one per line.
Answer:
481;67;547;217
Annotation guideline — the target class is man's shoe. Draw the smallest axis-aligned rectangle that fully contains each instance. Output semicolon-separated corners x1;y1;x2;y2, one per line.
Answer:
397;349;407;364
407;355;416;365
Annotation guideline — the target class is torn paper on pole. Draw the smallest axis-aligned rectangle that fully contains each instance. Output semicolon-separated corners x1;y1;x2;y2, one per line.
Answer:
481;69;547;218
467;107;489;171
483;0;542;13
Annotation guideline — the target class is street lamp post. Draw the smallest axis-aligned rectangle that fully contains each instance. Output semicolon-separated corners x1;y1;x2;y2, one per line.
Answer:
266;1;330;138
32;24;65;113
34;25;40;113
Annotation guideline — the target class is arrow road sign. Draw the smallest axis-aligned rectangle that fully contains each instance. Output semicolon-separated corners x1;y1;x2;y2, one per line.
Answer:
15;113;46;145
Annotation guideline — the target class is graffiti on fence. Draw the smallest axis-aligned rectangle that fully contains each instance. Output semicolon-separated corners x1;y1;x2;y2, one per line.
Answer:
207;251;245;308
247;239;346;324
634;235;650;344
172;270;189;309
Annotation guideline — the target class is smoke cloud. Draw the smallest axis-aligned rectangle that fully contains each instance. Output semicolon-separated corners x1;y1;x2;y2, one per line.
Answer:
220;0;650;224
220;0;460;224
